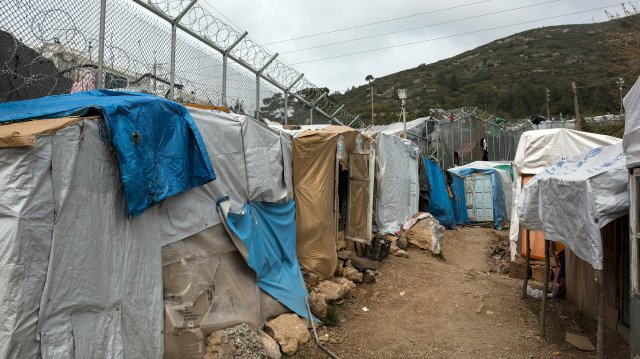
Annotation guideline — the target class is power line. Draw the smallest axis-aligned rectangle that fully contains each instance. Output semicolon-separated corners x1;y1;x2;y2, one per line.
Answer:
281;0;560;55
264;0;492;45
290;3;627;65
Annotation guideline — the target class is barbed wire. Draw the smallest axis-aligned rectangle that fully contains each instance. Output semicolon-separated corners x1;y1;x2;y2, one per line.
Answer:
0;0;357;124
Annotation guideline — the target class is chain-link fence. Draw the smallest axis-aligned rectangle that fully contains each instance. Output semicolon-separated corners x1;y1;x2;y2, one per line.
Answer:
0;0;357;125
417;108;575;168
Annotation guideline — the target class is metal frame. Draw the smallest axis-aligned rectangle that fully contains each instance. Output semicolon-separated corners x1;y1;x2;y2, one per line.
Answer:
345;149;376;245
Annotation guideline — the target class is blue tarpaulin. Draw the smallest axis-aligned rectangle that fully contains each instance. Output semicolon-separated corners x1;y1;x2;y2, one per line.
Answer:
448;164;512;230
0;90;215;217
450;174;469;225
424;158;456;229
224;200;311;319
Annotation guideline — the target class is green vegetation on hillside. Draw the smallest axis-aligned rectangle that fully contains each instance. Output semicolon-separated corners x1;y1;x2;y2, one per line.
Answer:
331;15;640;125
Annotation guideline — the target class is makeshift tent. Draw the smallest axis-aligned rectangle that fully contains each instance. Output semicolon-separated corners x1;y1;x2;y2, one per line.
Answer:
518;143;628;270
293;126;374;279
369;117;429;154
448;161;513;230
623;77;640;356
423;158;456;229
368;132;420;233
0;96;305;358
0;90;215;217
509;128;621;260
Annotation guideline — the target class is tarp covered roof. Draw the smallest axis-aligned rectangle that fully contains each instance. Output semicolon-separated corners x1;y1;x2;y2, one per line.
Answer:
518;142;628;269
513;128;620;175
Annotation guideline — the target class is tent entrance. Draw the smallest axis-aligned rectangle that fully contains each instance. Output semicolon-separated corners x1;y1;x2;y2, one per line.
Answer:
345;149;375;244
464;173;493;223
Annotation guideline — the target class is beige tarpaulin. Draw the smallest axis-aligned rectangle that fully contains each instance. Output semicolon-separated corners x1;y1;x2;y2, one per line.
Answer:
0;116;89;147
293;126;357;279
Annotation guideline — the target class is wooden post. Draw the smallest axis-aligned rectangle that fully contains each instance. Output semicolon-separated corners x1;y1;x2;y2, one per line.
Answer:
597;269;605;359
523;229;531;298
540;239;550;338
370;86;374;126
572;82;581;130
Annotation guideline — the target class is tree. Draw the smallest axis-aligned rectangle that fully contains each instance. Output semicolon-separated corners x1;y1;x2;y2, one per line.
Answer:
365;74;374;83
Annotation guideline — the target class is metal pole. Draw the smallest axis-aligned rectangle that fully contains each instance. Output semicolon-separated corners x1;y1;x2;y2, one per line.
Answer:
460;117;464;165
371;86;375;126
469;118;473;162
540;239;550;338
255;53;279;121
572;82;581;131
523;229;531;298
402;99;406;133
222;31;248;106
97;0;107;89
310;92;328;125
169;0;198;100
450;121;454;167
283;91;288;125
347;114;361;127
597;269;605;359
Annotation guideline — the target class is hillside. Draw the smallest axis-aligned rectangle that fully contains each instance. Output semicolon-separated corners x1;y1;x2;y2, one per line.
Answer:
331;15;640;125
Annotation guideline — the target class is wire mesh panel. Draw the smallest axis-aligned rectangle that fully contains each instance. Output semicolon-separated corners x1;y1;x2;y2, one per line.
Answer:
0;0;357;125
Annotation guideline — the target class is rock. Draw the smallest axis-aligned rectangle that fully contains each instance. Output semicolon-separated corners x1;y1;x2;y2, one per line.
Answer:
363;269;376;283
318;280;349;302
403;216;445;255
397;236;408;250
337;250;352;260
204;323;268;359
390;243;399;254
334;260;344;277
343;266;364;283
302;271;319;287
308;291;328;319
348;256;378;271
258;330;282;359
395;249;409;258
565;333;595;351
475;304;485;314
500;265;510;275
264;314;310;355
333;277;356;292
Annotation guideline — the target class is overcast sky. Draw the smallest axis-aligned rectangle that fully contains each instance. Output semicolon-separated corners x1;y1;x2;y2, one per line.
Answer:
207;0;634;92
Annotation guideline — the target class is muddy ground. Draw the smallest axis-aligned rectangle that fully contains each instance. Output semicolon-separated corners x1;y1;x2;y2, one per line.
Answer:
292;227;630;359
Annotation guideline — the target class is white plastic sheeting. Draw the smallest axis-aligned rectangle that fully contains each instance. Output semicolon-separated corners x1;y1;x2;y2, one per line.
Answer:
518;142;628;270
372;133;419;233
0;109;294;358
369;117;428;135
509;128;621;261
623;76;640;168
513;128;620;175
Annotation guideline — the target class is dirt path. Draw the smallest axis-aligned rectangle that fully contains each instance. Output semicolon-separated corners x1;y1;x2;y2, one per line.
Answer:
293;227;629;359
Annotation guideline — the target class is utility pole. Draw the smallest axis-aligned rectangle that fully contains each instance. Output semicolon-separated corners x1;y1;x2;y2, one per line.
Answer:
572;82;581;130
545;88;550;120
370;86;375;126
617;77;625;116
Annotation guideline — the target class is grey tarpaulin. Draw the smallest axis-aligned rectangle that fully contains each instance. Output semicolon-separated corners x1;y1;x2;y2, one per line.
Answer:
371;133;420;233
0;108;294;358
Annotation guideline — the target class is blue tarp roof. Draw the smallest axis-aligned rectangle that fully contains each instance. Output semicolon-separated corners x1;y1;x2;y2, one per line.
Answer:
224;200;312;320
448;164;512;230
0;90;215;217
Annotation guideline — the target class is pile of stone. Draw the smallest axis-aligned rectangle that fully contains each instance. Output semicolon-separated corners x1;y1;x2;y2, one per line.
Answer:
488;230;510;274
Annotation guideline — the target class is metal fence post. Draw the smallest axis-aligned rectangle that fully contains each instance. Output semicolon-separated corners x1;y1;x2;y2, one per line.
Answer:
169;0;198;100
96;0;107;89
221;31;247;106
255;53;278;120
283;73;304;125
309;92;327;125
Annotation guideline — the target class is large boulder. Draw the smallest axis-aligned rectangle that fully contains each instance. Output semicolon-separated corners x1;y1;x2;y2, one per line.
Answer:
342;266;364;283
403;216;445;255
264;314;310;355
308;291;328;319
317;280;349;302
258;330;282;359
204;323;268;359
332;277;356;292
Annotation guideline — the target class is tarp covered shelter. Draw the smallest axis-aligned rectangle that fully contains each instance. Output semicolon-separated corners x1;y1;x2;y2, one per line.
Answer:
509;128;621;260
518;143;628;270
369;132;419;233
448;161;513;230
423;158;456;229
0;93;306;358
293;126;374;279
